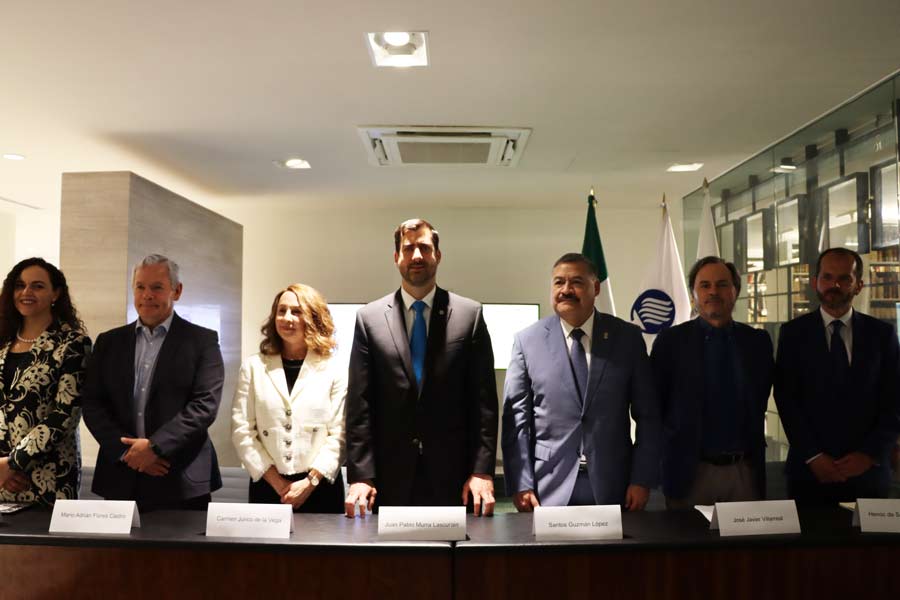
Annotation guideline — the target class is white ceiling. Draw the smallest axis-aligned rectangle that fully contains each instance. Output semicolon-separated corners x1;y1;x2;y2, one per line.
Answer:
2;0;900;212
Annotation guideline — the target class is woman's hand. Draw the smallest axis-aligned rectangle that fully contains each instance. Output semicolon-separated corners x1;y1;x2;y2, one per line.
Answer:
262;466;291;496
0;457;28;493
281;478;315;508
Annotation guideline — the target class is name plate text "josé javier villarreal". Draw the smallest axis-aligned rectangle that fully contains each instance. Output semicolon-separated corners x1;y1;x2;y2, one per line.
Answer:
711;500;800;536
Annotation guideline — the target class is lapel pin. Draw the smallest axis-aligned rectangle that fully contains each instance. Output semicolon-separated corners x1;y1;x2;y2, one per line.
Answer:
603;332;609;340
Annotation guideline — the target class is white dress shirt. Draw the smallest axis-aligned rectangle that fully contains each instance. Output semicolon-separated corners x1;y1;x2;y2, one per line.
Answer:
560;312;595;369
820;306;853;365
806;306;854;464
400;286;437;339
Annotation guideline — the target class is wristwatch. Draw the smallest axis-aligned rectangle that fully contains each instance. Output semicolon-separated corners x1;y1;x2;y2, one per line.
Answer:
307;471;320;487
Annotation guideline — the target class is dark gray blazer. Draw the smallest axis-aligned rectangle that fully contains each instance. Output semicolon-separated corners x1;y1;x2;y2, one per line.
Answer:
82;312;224;502
345;287;498;507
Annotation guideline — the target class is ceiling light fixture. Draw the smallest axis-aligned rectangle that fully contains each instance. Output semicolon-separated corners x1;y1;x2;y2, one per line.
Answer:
2;153;25;161
283;158;311;169
383;32;411;47
770;157;798;174
666;163;703;172
366;31;429;67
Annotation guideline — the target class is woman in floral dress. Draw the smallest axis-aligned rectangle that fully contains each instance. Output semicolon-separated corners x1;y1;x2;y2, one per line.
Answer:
0;258;91;506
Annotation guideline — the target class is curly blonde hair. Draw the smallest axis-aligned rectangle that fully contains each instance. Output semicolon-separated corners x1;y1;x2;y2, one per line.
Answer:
259;284;337;356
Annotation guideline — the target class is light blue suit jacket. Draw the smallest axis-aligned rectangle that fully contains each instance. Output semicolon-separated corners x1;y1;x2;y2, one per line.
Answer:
501;311;661;506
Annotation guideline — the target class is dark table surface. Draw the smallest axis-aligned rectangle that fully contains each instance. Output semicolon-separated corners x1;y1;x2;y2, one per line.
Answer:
460;505;900;551
0;504;897;553
0;508;450;552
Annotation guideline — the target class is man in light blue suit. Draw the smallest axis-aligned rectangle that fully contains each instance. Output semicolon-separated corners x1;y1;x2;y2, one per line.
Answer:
502;253;661;510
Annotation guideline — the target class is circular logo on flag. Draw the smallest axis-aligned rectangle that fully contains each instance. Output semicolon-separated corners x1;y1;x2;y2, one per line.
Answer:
631;289;676;334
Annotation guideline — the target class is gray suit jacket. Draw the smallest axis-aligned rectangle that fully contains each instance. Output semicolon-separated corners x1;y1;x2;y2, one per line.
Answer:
502;311;661;506
346;287;498;507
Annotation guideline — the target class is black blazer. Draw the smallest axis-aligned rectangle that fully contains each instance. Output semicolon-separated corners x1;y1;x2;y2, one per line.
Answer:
345;287;498;507
774;309;900;486
82;313;225;502
651;318;774;499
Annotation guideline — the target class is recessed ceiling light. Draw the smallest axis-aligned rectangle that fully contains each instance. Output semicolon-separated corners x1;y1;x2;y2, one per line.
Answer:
666;163;703;172
366;31;429;68
283;158;311;169
383;32;411;47
2;153;25;161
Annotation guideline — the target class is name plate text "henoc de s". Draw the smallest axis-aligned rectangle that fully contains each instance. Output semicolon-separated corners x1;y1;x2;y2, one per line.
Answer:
853;498;900;533
711;500;800;536
206;503;293;539
49;500;140;534
377;506;466;541
533;505;623;541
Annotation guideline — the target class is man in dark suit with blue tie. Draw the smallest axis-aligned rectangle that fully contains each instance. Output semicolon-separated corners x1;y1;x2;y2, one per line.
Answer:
344;219;498;516
652;257;773;508
775;247;900;504
83;255;224;511
502;253;661;510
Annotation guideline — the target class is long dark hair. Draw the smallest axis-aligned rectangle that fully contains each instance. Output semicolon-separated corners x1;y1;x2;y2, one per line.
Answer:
0;258;85;343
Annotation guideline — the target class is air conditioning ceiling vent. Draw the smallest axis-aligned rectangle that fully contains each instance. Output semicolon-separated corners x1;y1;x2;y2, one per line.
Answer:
358;126;531;167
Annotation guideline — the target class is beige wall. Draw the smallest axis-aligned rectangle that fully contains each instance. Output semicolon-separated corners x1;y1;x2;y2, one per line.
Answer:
60;172;243;468
207;200;664;363
0;210;14;274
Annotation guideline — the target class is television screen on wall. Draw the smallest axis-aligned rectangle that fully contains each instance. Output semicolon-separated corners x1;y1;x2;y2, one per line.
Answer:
327;302;540;371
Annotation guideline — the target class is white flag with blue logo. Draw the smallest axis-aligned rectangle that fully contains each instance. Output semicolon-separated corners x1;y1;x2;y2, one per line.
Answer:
630;201;691;351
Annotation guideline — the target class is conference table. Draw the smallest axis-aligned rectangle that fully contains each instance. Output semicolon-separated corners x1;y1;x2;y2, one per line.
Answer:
0;506;897;599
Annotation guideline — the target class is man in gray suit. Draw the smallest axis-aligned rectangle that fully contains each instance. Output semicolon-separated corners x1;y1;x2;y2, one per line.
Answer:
344;219;498;516
502;253;661;509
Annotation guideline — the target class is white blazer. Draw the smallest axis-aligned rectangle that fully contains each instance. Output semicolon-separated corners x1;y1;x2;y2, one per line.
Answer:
231;351;346;482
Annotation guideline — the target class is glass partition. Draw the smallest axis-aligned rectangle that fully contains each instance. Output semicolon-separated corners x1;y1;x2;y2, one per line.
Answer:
681;71;900;466
776;197;801;265
746;213;765;272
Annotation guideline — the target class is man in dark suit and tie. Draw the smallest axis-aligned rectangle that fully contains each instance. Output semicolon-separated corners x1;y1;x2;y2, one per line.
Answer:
83;254;224;511
775;247;900;504
651;257;773;508
502;253;661;510
344;219;498;516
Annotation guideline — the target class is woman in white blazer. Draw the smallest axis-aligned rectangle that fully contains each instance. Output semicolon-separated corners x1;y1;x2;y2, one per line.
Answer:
232;283;346;512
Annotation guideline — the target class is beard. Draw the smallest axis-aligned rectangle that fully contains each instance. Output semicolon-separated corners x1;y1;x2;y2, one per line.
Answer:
400;263;436;286
817;288;853;311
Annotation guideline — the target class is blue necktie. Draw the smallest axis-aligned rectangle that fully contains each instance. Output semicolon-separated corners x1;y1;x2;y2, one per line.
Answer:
570;328;588;403
410;300;427;388
830;320;849;374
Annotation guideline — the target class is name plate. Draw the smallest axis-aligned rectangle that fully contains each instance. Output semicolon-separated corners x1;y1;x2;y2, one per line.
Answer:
533;505;622;541
49;500;140;534
206;503;294;539
853;498;900;532
377;506;466;541
711;500;800;536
